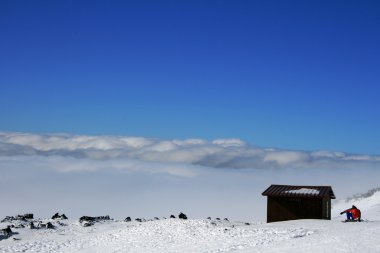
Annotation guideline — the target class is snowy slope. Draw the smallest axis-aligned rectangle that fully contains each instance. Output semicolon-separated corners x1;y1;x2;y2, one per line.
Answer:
332;188;380;221
1;189;380;253
1;218;379;253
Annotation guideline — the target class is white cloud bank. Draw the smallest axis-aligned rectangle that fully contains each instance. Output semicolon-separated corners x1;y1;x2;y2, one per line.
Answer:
0;131;380;220
1;131;380;171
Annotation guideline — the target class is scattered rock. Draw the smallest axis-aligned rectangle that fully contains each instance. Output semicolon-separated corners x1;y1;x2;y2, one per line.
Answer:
1;226;12;236
135;218;142;222
29;222;35;229
79;216;94;223
1;214;34;223
46;222;54;229
38;222;54;229
81;221;93;227
56;221;67;226
154;217;159;220
52;213;68;220
79;215;111;223
1;216;13;223
124;217;131;222
224;218;229;221
79;215;111;227
245;222;250;225
216;218;221;221
170;215;176;219
207;217;211;220
23;214;34;219
178;212;187;220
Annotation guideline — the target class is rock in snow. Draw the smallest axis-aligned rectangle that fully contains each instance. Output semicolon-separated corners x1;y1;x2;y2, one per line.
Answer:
1;226;12;236
52;213;68;220
1;214;33;223
178;212;187;220
79;216;111;227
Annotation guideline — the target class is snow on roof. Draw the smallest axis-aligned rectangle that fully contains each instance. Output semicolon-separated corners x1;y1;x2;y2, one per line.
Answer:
284;188;320;195
262;184;335;198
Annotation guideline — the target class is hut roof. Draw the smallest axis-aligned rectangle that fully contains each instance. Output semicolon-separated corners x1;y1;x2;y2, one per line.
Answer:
262;184;336;199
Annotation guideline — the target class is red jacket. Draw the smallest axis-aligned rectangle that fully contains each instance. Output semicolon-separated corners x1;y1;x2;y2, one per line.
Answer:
343;208;361;219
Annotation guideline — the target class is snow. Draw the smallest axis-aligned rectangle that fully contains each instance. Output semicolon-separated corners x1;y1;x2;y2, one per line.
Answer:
284;188;320;195
1;189;380;252
0;218;379;253
332;189;380;221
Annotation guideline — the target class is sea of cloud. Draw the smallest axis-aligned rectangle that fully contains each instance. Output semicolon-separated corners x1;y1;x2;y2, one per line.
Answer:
1;131;380;220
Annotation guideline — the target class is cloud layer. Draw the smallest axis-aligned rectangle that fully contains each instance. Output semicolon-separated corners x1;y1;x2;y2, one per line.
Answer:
1;131;380;220
1;131;380;172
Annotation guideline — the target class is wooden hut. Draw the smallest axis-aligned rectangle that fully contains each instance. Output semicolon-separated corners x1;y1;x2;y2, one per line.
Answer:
262;184;336;223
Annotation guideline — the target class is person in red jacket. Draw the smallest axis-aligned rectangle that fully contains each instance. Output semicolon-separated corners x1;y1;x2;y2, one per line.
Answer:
340;205;361;222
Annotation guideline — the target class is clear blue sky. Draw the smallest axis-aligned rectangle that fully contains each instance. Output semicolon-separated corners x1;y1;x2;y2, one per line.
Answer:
1;0;379;154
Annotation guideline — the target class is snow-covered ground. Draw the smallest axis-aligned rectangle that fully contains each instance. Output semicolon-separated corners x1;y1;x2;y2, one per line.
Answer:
1;189;379;253
332;188;380;221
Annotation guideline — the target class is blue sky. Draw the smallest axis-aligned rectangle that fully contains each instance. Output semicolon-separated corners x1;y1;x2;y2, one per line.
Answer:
1;0;379;154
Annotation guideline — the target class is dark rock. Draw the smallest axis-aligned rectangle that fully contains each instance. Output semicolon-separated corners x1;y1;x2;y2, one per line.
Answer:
46;222;54;229
135;218;142;222
216;218;221;221
1;214;34;223
1;226;12;236
224;218;229;221
38;222;54;229
79;216;95;223
52;213;68;220
29;222;35;229
170;215;176;219
56;221;67;226
1;216;13;223
124;217;131;222
23;214;34;219
245;222;250;225
154;217;159;220
79;215;110;224
207;217;211;220
178;212;187;220
81;221;94;227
